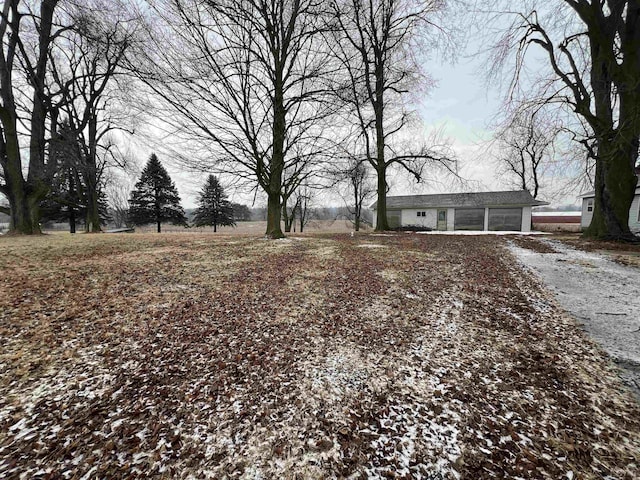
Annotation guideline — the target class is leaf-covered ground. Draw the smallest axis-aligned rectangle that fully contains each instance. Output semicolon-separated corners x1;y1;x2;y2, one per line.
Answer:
1;233;639;479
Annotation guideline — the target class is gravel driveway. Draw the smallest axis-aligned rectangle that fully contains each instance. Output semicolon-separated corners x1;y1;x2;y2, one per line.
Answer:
509;238;640;400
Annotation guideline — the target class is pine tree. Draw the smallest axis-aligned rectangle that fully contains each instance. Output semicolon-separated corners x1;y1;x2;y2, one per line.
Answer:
128;154;187;233
42;121;110;233
192;175;235;232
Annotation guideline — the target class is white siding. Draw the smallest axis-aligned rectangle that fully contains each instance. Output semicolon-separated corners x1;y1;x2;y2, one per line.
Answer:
401;208;437;228
581;189;640;231
581;198;594;229
630;193;640;233
521;206;532;232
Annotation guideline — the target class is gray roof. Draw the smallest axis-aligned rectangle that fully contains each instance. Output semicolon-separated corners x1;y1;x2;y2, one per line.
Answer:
370;190;548;210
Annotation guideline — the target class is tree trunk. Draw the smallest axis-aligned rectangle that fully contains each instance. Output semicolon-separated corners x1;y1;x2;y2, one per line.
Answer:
214;223;217;233
354;185;361;232
155;192;161;233
373;58;388;232
85;187;100;233
265;69;285;239
84;114;101;232
69;208;76;234
282;203;293;233
265;191;283;238
375;166;389;231
584;142;638;240
582;21;639;242
0;109;38;234
5;181;35;233
25;0;58;234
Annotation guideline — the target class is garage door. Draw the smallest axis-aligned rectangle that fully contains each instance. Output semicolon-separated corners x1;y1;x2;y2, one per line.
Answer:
454;208;484;230
488;208;522;231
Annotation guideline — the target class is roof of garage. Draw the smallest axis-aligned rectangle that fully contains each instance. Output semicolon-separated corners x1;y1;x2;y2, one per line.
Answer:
370;190;548;210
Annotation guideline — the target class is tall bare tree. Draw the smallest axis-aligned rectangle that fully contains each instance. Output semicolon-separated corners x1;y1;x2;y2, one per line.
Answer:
329;0;456;231
0;0;135;234
105;173;132;228
494;109;557;199
135;0;335;238
331;141;376;231
50;5;134;232
345;158;375;231
482;1;640;240
0;0;60;234
293;182;313;232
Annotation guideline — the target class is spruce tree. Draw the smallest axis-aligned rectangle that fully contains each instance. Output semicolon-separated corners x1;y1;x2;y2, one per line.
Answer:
192;175;235;232
128;154;187;233
42;121;110;233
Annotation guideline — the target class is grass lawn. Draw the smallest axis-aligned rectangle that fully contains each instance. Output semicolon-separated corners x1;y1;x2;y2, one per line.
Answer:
1;233;639;479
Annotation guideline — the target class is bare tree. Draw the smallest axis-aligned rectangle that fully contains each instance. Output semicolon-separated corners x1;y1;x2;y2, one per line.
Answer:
481;1;640;240
282;195;300;233
331;144;376;231
294;183;314;232
328;0;456;231
345;159;375;231
49;5;135;232
105;174;131;228
0;0;136;234
134;0;336;238
0;0;60;234
280;153;317;233
494;109;557;199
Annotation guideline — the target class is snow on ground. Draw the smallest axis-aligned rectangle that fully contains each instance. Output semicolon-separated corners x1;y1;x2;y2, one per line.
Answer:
508;238;640;399
418;231;549;236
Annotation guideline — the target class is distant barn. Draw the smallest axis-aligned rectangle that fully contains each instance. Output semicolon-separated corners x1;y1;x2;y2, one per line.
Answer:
532;211;581;232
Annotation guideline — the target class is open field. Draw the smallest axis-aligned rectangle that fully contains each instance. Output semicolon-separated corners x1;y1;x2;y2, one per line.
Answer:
106;220;369;235
1;233;639;479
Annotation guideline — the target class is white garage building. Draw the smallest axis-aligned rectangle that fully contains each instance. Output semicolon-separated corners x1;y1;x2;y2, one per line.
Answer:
371;190;548;232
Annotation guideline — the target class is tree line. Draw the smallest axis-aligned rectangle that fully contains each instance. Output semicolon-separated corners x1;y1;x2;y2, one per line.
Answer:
1;1;639;240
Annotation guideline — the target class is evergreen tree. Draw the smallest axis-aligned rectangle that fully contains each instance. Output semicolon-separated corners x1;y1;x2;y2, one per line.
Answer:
231;202;251;222
41;121;110;232
128;154;187;233
192;175;235;232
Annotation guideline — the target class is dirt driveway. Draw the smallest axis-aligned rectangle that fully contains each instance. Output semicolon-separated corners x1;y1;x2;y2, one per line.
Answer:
508;237;640;399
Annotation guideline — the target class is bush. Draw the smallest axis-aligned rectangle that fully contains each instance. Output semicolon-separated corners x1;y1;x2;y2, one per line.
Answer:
392;225;432;232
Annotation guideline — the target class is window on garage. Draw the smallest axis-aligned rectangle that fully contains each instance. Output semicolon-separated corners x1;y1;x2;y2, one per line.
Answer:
454;208;484;230
488;208;522;231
